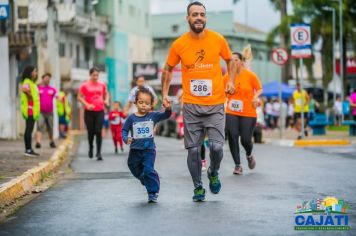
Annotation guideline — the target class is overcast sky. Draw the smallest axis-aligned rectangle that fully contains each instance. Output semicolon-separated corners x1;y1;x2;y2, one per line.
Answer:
150;0;293;33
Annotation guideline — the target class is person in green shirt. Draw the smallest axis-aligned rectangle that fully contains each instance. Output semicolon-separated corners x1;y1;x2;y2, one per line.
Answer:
20;66;40;157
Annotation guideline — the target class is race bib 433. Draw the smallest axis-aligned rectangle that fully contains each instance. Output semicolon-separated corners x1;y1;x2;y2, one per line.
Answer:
229;100;243;112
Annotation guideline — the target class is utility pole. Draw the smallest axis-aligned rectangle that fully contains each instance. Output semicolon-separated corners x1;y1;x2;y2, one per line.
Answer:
323;7;336;105
338;0;344;121
47;0;60;138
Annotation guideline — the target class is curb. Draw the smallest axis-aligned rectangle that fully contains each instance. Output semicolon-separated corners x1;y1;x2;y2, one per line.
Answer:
294;139;351;147
0;132;75;208
265;138;351;147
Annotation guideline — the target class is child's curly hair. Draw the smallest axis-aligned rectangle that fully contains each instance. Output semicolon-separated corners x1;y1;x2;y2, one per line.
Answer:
135;87;154;105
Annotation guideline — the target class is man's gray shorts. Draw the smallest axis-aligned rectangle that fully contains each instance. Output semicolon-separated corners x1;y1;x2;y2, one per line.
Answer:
183;103;225;149
37;112;54;134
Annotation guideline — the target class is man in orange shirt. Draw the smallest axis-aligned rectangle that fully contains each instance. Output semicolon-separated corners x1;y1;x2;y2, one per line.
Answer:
161;1;238;202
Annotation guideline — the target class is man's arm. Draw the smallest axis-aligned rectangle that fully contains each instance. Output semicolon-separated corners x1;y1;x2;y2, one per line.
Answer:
161;63;174;108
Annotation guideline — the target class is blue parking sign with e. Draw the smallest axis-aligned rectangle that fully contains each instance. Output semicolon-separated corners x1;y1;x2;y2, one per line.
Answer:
0;5;9;20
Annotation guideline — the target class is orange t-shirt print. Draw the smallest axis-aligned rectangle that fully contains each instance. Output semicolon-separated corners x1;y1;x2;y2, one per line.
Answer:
166;29;232;106
225;68;262;118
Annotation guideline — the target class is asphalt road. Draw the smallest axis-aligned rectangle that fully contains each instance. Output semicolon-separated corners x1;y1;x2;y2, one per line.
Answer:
0;136;355;236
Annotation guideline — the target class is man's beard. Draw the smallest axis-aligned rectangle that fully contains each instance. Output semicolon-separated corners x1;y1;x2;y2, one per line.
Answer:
189;20;206;34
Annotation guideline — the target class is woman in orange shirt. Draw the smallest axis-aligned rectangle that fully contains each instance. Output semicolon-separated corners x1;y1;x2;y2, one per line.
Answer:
225;45;263;175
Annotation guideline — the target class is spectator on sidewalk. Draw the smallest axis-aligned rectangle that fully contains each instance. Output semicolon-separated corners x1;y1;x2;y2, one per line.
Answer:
272;97;280;128
124;76;158;114
308;92;319;122
343;96;350;120
286;98;294;128
350;89;356;121
293;82;309;139
57;90;71;139
334;96;343;126
35;73;57;149
21;66;40;157
264;98;273;129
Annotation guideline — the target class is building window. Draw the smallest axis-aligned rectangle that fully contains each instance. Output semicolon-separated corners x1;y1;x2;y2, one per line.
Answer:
172;24;179;33
59;43;66;57
118;0;122;14
18;6;28;19
84;46;90;62
69;43;73;57
129;5;135;17
76;45;80;67
145;13;149;28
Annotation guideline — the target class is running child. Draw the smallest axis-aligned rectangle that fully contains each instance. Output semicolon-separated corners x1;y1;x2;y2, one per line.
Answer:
109;101;126;154
122;87;171;203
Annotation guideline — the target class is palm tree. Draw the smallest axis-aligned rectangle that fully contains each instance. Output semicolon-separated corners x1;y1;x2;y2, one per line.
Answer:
267;0;296;83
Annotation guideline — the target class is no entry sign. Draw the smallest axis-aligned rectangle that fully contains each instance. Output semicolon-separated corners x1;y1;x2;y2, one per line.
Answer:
290;23;312;58
271;48;288;65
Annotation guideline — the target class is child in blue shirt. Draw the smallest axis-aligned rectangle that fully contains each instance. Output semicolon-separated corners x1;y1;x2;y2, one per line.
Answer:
122;87;171;203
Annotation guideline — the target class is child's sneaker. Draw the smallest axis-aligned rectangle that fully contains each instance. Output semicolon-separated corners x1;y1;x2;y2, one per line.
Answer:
207;168;221;194
201;160;207;171
192;186;206;202
148;193;158;203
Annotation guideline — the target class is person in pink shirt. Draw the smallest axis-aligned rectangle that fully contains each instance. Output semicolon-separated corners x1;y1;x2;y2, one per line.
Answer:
35;73;57;149
350;89;356;121
78;67;109;161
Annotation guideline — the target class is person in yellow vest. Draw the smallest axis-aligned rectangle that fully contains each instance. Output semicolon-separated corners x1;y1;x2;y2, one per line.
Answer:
21;66;40;157
57;90;71;138
292;82;309;139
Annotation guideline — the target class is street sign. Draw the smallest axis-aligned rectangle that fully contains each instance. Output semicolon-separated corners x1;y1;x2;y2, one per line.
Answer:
132;63;158;80
290;23;312;58
271;48;288;65
0;0;9;20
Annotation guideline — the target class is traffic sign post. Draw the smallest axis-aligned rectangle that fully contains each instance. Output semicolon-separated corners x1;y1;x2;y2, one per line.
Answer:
0;0;9;20
290;23;312;139
271;47;289;138
271;48;288;66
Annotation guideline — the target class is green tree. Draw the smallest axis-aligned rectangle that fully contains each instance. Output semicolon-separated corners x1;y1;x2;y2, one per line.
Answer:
268;0;356;102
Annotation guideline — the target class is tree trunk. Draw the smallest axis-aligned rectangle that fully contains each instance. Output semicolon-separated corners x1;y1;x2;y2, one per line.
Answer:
342;35;347;97
278;0;291;83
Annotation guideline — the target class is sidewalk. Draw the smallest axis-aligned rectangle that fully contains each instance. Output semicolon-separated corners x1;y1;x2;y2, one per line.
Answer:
263;127;356;147
0;139;60;185
0;133;76;208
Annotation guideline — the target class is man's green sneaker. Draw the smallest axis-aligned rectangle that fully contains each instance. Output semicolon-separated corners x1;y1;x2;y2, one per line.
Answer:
193;186;206;202
207;168;221;194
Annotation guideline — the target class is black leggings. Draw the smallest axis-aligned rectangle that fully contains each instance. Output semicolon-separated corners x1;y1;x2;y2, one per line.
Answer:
201;144;205;161
24;116;35;151
226;114;256;166
84;110;104;154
